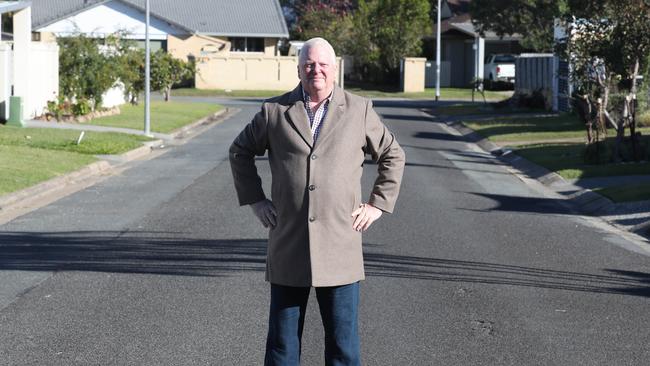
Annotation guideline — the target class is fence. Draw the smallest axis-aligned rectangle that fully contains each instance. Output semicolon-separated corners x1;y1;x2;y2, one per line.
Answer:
0;41;59;120
196;56;344;91
27;42;59;118
514;54;561;111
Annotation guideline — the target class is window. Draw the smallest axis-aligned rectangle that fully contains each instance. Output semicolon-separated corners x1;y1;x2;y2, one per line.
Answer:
229;37;264;52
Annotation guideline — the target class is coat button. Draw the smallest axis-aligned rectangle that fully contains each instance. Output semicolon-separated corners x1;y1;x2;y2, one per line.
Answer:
311;154;317;160
309;216;316;222
308;185;316;191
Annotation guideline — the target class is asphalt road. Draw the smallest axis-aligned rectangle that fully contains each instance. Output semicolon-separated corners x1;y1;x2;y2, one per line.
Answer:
1;96;649;365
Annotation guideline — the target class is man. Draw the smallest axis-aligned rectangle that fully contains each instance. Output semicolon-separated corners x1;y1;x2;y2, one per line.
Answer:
229;37;405;365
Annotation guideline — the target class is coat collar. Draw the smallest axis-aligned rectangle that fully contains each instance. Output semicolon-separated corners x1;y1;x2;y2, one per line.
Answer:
285;84;346;149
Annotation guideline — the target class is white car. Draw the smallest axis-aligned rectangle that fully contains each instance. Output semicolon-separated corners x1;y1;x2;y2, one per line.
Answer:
484;54;516;83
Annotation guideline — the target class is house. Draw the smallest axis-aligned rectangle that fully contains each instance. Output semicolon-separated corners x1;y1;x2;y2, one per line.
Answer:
1;1;58;121
423;0;526;88
29;0;303;91
31;0;289;60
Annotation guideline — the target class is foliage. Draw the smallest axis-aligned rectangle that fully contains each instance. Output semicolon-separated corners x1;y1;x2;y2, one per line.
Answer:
282;0;355;39
293;0;354;56
150;50;194;102
58;32;118;109
348;0;430;84
106;35;145;105
559;0;650;162
469;0;605;52
71;98;92;116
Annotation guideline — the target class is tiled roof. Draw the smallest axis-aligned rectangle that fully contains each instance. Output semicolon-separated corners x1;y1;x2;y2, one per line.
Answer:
31;0;289;38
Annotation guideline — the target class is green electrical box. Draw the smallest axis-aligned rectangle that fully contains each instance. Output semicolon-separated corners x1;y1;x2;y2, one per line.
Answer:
7;96;24;127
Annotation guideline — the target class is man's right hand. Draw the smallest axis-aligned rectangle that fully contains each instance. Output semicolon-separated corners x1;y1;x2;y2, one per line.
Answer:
250;199;277;228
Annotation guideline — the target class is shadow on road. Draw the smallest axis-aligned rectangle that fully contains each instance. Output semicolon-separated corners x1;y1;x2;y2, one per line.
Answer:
364;253;650;298
0;231;647;297
459;192;574;215
0;231;266;277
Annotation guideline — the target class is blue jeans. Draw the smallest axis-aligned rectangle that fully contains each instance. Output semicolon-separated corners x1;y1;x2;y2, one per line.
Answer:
264;282;361;366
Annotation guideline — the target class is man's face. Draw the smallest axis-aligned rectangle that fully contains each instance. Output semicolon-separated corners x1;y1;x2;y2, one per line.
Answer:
298;45;336;96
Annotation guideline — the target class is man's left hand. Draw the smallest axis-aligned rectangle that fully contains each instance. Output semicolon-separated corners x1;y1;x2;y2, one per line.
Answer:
351;203;382;232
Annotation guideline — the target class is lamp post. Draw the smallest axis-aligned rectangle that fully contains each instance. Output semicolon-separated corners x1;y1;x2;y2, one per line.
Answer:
435;0;441;102
144;0;151;135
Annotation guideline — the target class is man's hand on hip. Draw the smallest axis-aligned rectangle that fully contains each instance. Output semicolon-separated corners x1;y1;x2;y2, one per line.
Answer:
351;203;382;232
250;199;277;228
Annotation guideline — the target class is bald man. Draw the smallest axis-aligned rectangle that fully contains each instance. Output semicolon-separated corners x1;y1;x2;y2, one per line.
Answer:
230;37;405;365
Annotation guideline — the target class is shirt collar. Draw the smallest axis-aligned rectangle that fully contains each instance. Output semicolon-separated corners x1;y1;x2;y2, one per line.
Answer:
302;85;333;105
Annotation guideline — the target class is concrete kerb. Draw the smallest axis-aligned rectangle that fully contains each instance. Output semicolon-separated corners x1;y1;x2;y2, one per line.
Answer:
428;113;650;234
0;108;234;222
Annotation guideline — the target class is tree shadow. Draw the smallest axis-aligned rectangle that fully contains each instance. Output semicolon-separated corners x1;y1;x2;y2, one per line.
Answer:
413;131;461;141
459;192;574;215
380;114;435;123
0;231;267;277
0;232;647;297
363;252;650;298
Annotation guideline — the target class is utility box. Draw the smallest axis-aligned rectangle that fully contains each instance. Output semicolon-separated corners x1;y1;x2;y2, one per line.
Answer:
7;96;24;127
400;58;426;93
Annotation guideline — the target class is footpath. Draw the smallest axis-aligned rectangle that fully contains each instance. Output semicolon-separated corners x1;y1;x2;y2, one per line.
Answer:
425;110;650;240
0;108;237;225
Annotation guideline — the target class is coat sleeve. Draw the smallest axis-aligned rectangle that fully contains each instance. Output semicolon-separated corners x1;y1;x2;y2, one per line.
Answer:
229;103;270;206
363;99;406;213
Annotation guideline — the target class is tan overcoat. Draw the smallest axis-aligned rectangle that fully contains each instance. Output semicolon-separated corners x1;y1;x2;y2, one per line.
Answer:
229;85;405;287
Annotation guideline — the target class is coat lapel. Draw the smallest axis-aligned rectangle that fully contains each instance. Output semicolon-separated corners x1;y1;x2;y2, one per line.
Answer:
285;85;314;148
312;85;346;150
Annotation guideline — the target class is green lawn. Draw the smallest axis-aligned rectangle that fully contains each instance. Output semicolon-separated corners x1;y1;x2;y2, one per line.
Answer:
0;145;97;195
594;184;650;203
515;142;650;179
465;114;650;143
346;87;512;101
89;101;223;133
0;126;153;155
464;114;585;142
434;103;544;116
171;88;285;98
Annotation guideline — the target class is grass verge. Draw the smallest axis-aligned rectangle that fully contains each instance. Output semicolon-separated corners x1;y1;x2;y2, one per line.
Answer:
0;145;97;195
89;101;223;133
594;184;650;203
346;87;511;101
171;88;285;98
0;126;153;155
515;142;650;179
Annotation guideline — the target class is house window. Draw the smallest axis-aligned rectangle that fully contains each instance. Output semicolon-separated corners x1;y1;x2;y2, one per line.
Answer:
229;37;264;52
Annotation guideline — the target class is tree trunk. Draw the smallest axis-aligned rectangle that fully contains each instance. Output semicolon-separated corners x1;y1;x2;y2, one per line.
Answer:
629;58;640;161
164;87;171;102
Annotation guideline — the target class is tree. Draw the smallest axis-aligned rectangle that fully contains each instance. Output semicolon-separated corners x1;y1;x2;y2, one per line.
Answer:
150;50;193;102
293;0;355;56
469;0;604;52
282;0;355;39
105;34;145;105
349;0;430;84
560;0;650;162
58;32;118;109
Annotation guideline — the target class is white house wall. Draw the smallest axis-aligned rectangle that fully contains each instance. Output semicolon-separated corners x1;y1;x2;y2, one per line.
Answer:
36;1;179;40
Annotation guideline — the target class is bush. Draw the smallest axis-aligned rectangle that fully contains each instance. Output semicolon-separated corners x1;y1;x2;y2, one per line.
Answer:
516;89;547;109
72;98;92;116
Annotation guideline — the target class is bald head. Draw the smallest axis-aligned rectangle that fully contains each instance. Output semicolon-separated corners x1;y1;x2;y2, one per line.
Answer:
299;38;336;66
297;37;338;101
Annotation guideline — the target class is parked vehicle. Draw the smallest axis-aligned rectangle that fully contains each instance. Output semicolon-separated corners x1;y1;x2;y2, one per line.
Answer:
287;41;305;57
484;54;516;84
